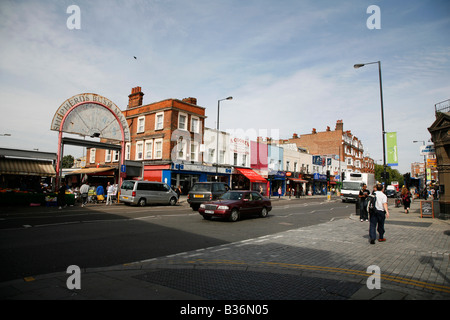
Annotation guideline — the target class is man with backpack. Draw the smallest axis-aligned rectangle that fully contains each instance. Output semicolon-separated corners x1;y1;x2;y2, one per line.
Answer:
359;184;370;222
368;184;390;244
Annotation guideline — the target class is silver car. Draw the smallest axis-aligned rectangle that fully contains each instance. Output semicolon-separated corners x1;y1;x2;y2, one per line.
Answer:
119;180;178;206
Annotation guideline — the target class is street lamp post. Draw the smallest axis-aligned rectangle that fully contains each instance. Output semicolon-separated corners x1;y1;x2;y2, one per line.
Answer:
354;61;387;187
413;140;427;191
216;96;233;180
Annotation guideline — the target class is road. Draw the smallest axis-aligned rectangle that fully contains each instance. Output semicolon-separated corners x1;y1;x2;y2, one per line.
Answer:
0;197;353;282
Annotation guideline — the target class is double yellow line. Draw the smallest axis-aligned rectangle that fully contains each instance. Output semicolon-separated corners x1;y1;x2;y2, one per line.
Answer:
186;259;450;294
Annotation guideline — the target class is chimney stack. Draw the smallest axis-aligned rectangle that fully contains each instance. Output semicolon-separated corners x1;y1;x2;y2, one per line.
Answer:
292;133;298;139
182;97;197;105
128;86;144;108
312;128;317;134
335;120;343;131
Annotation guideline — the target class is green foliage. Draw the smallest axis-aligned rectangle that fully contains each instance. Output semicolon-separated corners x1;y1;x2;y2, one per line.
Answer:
374;164;404;186
62;155;74;169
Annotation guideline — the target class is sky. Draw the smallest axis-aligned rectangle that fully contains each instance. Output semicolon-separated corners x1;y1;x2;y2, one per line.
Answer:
0;0;449;174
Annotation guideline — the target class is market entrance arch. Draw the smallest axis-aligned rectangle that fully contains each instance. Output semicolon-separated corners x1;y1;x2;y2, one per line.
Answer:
50;93;131;188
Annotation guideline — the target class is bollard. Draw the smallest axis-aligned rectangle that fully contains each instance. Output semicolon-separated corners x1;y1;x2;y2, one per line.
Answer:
355;200;360;214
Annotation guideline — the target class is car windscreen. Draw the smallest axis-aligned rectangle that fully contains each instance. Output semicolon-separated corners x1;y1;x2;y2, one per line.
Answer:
342;182;362;190
220;192;243;200
191;184;211;192
121;181;135;190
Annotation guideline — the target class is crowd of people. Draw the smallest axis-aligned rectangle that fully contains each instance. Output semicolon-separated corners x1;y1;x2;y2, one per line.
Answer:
57;181;119;209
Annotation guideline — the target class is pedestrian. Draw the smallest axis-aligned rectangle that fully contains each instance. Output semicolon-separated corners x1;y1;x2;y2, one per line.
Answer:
359;184;370;222
278;187;282;198
259;185;264;196
80;181;90;207
58;182;67;209
106;182;114;205
401;186;411;214
176;185;182;202
96;184;105;202
369;184;390;244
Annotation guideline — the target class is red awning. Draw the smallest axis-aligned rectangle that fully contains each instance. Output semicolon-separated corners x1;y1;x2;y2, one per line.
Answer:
236;168;267;183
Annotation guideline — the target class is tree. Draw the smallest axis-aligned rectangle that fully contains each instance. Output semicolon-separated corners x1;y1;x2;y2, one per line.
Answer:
62;155;74;168
374;164;404;186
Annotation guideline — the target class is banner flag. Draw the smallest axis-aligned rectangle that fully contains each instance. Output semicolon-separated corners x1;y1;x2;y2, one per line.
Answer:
386;132;398;166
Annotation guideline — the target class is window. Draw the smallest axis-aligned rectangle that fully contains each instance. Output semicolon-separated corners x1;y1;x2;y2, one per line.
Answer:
125;143;131;160
155;112;164;130
191;116;200;133
178;113;187;130
137;116;145;133
190;141;199;162
208;148;215;163
113;150;119;162
177;137;186;160
219;150;225;164
242;154;247;167
154;138;162;159
89;148;96;163
233;153;238;166
144;140;153;159
136;141;144;160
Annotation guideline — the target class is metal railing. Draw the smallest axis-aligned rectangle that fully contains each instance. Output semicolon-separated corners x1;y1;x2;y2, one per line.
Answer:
435;99;450;115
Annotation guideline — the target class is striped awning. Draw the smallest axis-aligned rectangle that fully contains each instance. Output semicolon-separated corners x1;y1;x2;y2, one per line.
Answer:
68;167;116;175
0;158;56;177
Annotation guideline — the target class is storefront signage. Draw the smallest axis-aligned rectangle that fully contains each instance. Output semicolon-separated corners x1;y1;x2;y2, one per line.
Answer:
420;145;435;156
313;173;326;181
172;163;232;174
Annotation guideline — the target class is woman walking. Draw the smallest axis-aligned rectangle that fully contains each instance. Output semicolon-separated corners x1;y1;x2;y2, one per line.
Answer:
401;186;411;214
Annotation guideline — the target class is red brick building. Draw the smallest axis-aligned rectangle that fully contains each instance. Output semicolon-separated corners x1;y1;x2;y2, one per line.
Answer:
87;87;208;190
285;120;374;174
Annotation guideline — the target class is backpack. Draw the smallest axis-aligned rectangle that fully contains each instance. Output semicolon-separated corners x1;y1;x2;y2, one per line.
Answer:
367;194;377;214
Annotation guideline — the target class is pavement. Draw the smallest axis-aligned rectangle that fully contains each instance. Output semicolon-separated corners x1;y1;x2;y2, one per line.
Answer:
1;195;449;304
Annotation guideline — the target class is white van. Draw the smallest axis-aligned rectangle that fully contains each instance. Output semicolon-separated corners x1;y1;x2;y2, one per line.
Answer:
119;180;178;206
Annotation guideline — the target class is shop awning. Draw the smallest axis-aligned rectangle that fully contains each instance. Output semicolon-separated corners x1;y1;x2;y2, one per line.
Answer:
288;178;308;183
68;167;116;175
236;168;267;183
0;158;56;177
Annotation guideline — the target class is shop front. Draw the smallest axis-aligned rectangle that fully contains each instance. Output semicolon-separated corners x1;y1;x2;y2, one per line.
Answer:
269;170;286;197
286;173;308;197
313;173;327;195
232;167;268;195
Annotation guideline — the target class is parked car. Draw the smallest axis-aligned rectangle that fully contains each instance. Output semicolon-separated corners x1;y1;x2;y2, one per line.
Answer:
119;180;178;206
385;189;397;198
187;182;230;211
198;190;272;222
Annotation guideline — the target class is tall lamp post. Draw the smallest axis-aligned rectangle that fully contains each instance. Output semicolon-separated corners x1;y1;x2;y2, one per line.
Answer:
216;96;233;180
354;61;387;187
413;140;427;191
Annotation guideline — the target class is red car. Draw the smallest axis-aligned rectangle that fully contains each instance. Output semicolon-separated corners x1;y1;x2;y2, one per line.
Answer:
198;190;272;222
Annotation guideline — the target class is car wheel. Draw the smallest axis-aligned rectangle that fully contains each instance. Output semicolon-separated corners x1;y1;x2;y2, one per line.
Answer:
203;215;211;220
229;208;239;222
169;197;177;206
260;207;268;218
138;198;146;207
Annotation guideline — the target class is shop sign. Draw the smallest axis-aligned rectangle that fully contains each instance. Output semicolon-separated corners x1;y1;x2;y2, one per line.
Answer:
313;173;326;181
